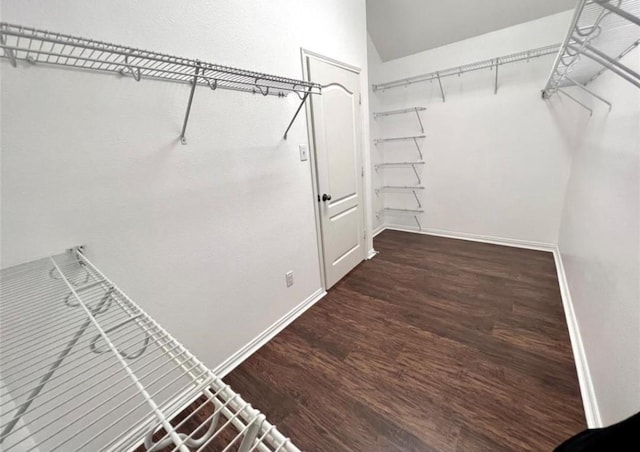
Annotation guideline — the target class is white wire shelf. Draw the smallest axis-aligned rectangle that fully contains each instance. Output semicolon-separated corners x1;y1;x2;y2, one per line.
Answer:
376;208;424;229
372;44;560;99
373;135;425;144
374;161;425;168
375;186;425;208
0;22;321;144
377;208;423;214
0;249;299;452
373;107;426;132
374;135;426;159
373;107;426;118
374;161;425;184
376;185;425;191
542;0;640;109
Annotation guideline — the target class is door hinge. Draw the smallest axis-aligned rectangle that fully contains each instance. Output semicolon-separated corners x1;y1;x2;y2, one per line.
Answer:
359;93;362;105
361;166;364;177
363;230;366;240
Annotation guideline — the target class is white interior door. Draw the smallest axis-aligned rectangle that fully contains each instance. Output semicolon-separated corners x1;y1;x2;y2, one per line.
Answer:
305;54;365;289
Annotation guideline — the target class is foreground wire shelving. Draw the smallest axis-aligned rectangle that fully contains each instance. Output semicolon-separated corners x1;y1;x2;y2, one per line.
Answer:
0;22;322;143
542;0;640;112
0;249;299;452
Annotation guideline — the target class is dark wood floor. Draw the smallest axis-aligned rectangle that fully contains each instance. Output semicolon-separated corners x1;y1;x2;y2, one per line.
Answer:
158;230;586;451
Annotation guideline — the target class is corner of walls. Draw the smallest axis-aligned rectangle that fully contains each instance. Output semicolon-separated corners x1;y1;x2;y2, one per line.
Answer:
213;287;326;378
553;49;640;427
552;247;602;428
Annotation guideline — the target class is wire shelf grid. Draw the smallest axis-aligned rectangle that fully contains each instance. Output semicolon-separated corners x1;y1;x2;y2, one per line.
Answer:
372;44;560;92
543;0;640;98
0;23;321;98
0;249;299;452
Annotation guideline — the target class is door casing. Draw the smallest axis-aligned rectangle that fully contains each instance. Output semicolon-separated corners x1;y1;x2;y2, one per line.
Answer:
300;49;368;290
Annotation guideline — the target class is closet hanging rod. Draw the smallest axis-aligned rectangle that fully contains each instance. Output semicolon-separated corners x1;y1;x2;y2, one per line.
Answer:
372;43;560;94
0;23;322;144
542;0;640;102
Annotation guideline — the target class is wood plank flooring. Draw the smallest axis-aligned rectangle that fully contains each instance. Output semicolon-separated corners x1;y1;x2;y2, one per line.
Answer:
163;230;586;451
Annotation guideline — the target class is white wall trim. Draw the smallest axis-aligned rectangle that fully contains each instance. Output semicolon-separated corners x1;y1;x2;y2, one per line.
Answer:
379;225;556;251
552;246;602;428
213;288;326;378
372;225;386;238
372;223;601;427
366;248;379;259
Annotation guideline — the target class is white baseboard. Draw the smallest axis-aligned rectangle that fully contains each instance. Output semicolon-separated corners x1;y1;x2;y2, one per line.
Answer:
375;224;599;426
213;288;326;378
552;247;602;428
372;225;386;238
366;248;379;259
379;224;556;252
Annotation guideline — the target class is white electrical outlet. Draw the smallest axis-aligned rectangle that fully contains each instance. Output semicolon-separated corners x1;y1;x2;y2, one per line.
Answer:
285;271;294;287
299;144;308;161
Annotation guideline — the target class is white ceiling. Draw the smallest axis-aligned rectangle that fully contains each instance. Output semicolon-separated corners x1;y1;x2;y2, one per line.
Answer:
367;0;576;62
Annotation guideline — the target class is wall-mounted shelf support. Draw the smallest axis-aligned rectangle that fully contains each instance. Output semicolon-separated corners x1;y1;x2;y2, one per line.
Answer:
374;135;425;159
374;161;425;184
373;107;426;132
179;65;201;145
566;76;612;110
375;186;424;208
0;22;322;145
436;72;445;102
558;88;593;115
283;90;311;140
377;208;423;229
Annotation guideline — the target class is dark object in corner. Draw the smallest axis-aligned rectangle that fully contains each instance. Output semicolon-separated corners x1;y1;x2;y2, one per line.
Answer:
555;411;640;451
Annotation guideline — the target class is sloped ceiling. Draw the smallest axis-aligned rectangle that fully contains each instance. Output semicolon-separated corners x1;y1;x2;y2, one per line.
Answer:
367;0;576;62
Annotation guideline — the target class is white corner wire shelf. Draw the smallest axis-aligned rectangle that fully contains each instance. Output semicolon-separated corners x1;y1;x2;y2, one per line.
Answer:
0;22;321;144
376;208;424;229
375;186;425;208
542;0;640;112
372;44;560;100
373;135;425;144
0;249;299;452
374;161;425;168
374;135;425;159
373;107;426;132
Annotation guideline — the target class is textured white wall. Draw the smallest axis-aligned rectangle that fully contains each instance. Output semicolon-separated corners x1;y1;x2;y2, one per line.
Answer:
369;12;574;244
556;51;640;426
1;0;369;370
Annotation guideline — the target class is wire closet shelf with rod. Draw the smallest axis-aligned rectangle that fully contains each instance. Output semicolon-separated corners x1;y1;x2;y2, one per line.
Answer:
0;247;300;451
542;0;640;113
0;22;322;143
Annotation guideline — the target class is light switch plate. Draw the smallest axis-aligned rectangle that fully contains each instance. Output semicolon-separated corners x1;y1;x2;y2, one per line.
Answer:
299;144;308;161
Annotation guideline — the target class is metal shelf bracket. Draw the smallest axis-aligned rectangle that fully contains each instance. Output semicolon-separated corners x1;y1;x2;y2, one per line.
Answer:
180;64;202;145
283;90;311;140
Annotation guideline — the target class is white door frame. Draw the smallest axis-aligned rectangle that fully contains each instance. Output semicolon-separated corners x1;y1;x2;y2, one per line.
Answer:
300;48;370;290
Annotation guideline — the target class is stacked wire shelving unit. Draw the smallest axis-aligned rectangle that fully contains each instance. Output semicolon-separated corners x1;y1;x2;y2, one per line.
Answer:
542;0;640;114
373;107;427;230
0;248;300;451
